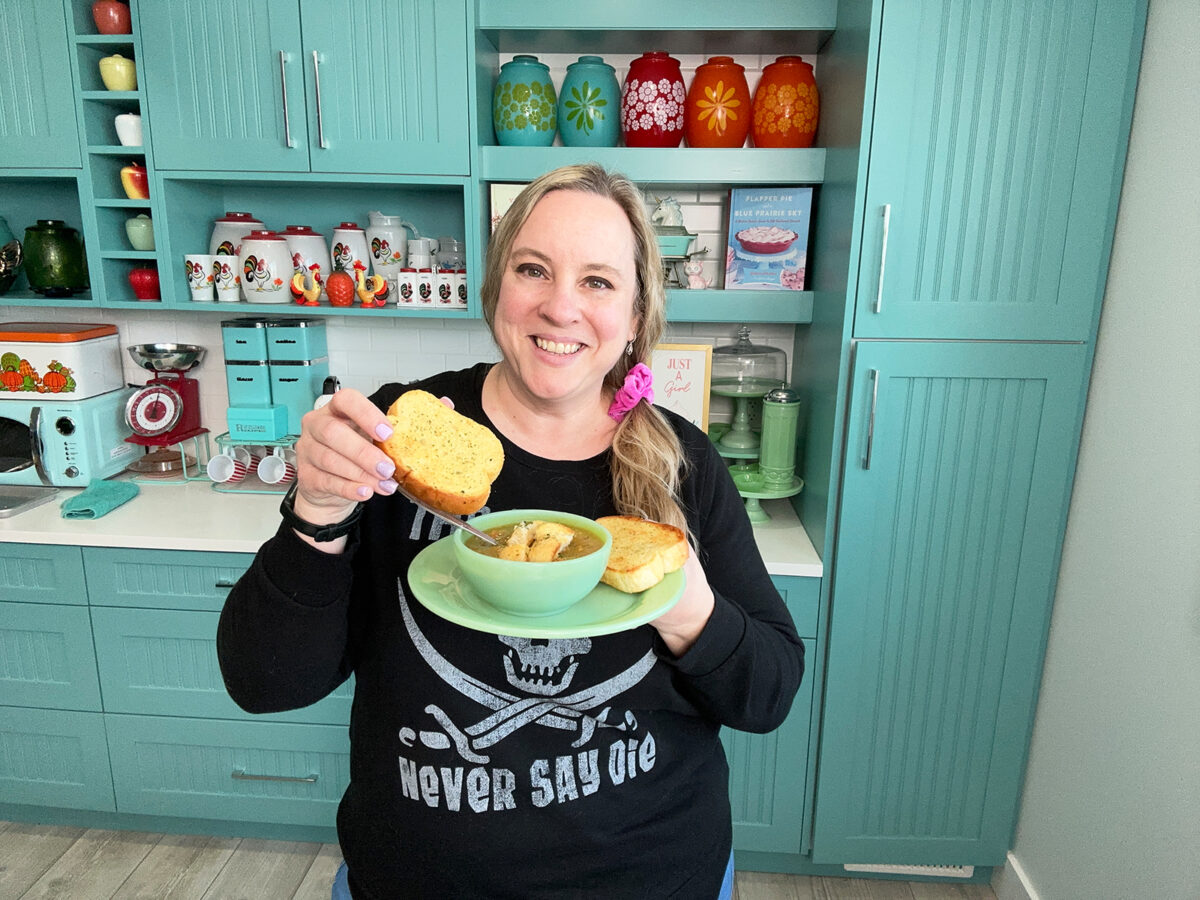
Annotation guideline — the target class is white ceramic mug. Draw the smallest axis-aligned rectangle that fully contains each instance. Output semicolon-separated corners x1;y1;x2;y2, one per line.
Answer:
184;253;217;301
407;252;432;270
207;447;249;483
258;446;297;485
114;113;142;147
212;256;242;301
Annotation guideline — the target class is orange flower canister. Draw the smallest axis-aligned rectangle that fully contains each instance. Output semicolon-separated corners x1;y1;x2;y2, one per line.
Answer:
685;56;751;148
751;56;819;148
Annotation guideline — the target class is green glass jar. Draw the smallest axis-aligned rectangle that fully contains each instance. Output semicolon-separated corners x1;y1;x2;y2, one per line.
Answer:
23;220;89;297
493;55;557;147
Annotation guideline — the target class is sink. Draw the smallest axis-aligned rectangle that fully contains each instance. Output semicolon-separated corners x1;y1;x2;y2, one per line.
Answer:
0;485;59;518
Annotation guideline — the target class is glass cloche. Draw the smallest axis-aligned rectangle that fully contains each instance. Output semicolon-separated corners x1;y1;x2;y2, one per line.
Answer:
711;326;788;451
710;326;787;396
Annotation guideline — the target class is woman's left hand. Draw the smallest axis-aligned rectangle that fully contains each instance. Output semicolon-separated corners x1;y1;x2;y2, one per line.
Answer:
650;550;715;657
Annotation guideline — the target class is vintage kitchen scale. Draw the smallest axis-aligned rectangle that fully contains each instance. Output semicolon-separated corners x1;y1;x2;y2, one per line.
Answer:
123;343;212;482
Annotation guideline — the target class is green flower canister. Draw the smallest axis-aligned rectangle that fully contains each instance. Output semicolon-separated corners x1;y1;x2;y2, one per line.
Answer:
557;56;619;147
23;220;88;297
493;55;557;146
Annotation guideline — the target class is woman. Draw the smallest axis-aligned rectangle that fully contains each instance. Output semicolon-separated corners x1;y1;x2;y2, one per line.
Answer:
217;164;804;898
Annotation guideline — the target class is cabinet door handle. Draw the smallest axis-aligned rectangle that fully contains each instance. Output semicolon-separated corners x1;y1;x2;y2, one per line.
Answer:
232;769;318;784
278;51;296;149
214;579;235;589
863;368;879;469
872;203;891;314
312;50;329;149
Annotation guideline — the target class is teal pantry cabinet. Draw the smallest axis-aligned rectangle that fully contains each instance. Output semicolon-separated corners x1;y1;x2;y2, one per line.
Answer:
809;0;1146;867
0;0;81;169
138;0;469;176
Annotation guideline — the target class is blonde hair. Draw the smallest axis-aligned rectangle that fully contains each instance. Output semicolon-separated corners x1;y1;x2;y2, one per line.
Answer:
480;164;690;536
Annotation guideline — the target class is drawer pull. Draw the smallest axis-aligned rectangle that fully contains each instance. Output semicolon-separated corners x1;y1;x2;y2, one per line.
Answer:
232;769;318;784
214;580;236;589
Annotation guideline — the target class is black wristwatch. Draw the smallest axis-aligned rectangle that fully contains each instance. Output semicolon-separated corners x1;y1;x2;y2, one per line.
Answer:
279;483;363;542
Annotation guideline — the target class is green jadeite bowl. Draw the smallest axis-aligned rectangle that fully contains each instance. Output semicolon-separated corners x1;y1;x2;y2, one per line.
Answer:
451;509;612;617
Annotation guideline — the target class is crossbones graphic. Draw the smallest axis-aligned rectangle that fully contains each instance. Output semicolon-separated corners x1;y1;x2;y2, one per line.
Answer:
399;588;655;764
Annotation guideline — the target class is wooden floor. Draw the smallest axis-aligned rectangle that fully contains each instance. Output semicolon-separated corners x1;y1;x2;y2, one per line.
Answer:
0;820;997;899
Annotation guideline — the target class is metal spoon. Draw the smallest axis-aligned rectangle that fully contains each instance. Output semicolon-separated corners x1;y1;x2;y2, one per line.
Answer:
395;482;498;545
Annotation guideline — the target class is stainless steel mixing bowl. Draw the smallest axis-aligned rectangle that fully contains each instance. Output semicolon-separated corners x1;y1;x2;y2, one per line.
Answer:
127;343;206;372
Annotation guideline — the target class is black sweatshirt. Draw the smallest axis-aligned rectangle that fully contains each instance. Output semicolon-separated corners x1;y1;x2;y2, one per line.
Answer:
217;363;804;899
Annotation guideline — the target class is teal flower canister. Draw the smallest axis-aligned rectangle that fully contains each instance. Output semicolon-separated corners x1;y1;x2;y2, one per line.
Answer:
493;55;557;146
558;56;619;147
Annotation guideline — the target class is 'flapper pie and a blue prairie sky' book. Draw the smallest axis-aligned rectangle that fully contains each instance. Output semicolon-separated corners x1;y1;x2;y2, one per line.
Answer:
725;187;814;290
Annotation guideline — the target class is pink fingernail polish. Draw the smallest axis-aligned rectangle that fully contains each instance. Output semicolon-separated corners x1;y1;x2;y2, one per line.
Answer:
375;423;393;440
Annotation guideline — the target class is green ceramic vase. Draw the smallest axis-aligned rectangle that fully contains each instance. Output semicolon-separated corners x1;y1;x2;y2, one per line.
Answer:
23;220;89;297
493;55;557;146
558;56;619;147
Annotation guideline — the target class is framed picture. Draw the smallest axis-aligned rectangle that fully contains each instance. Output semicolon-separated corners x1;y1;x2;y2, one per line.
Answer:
725;186;814;290
649;343;712;431
489;183;527;232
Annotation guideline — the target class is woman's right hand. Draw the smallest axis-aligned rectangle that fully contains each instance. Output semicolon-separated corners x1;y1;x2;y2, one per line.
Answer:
291;388;398;524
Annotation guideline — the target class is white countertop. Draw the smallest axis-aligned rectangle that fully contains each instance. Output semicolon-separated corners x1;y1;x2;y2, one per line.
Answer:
0;479;823;577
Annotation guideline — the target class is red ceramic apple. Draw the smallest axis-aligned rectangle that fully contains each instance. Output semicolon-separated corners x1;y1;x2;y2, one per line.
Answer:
128;266;160;300
92;1;131;35
120;162;149;200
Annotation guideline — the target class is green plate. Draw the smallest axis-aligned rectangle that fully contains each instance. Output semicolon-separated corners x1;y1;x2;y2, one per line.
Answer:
408;537;685;639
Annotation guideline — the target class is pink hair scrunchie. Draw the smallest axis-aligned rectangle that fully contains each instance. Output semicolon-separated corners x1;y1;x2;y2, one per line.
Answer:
608;362;654;422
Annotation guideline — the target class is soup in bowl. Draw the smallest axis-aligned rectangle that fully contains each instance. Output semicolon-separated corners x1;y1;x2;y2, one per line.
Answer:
451;509;612;617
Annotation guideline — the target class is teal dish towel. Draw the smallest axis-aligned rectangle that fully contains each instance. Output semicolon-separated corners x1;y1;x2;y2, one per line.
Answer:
61;479;140;519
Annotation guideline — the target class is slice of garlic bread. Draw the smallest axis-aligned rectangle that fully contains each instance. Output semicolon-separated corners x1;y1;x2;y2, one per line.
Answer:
376;390;504;515
595;516;688;594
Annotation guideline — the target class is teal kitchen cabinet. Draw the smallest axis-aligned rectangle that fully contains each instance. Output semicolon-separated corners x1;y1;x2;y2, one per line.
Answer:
0;0;81;169
813;340;1091;864
138;0;469;176
851;0;1145;342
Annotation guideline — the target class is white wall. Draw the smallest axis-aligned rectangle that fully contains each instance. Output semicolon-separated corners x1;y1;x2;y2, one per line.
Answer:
996;1;1200;897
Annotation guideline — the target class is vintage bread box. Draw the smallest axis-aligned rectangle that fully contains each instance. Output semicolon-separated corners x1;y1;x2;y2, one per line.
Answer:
0;322;123;399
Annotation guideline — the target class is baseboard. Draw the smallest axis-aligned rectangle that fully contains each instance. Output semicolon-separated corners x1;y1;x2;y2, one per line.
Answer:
991;852;1040;900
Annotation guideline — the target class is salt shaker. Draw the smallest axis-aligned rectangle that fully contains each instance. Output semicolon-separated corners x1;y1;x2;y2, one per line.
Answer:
758;383;802;488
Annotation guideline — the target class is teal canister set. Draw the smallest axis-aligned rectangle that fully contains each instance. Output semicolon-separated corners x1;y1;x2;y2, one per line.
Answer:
221;317;329;443
494;55;620;147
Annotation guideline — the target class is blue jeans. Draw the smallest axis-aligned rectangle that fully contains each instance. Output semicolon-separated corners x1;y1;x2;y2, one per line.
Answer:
332;852;735;898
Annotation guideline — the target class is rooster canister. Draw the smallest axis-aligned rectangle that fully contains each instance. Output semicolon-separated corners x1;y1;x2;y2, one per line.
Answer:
330;222;370;276
685;56;751;148
237;230;292;303
282;225;330;299
751;56;819;148
209;211;263;257
557;56;619;147
493;55;557;146
0;216;23;295
621;52;686;148
23;220;89;297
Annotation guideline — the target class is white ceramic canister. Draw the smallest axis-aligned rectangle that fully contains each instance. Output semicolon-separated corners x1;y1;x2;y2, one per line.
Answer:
237;230;293;303
436;269;455;305
330;222;370;276
282;224;331;288
416;268;434;304
396;268;417;305
209;211;264;257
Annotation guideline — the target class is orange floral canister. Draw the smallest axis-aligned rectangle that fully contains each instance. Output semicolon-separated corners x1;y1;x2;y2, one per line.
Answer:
751;56;819;148
685;56;751;148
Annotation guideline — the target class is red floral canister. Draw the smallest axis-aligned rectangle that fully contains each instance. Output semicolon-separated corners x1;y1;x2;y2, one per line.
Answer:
751;56;820;148
685;56;751;148
620;52;686;148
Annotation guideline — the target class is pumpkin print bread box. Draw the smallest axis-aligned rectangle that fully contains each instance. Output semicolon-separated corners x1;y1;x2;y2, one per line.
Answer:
0;323;123;399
